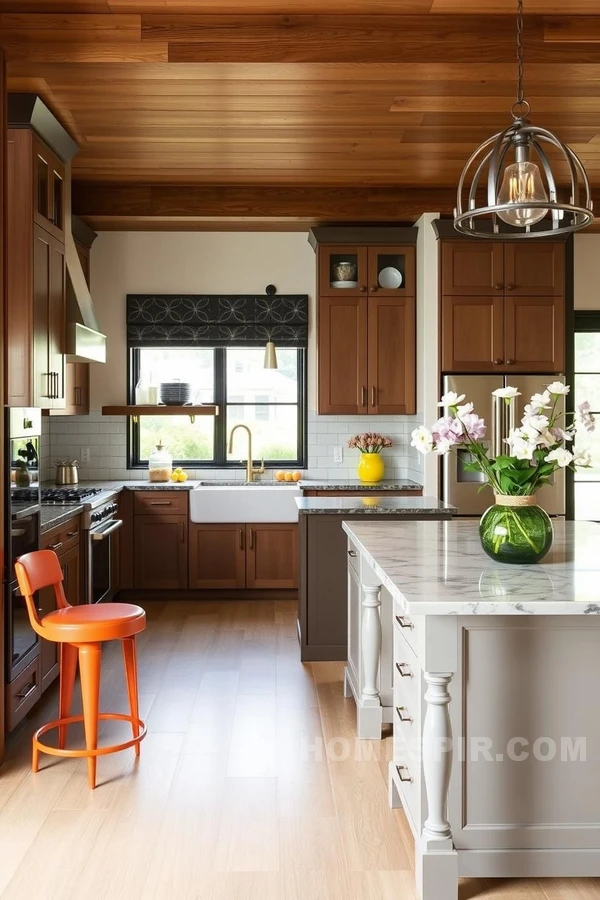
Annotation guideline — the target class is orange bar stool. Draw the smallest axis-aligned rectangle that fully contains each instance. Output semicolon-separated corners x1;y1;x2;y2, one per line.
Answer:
15;549;147;789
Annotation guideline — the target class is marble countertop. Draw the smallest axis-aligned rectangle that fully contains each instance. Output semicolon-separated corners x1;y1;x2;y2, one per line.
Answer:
299;478;422;491
43;480;199;492
342;519;600;616
296;496;455;515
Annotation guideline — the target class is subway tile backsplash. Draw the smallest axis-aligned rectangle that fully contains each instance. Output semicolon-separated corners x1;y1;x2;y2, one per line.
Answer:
42;409;423;485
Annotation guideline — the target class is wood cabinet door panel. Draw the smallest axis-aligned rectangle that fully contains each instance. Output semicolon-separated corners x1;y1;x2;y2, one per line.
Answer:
6;131;33;407
504;295;564;373
367;295;416;414
442;295;504;372
33;224;51;409
134;515;188;590
504;242;564;296
60;362;90;416
318;295;367;414
442;242;504;295
189;523;246;589
246;524;298;590
367;245;415;297
49;237;65;408
318;245;367;296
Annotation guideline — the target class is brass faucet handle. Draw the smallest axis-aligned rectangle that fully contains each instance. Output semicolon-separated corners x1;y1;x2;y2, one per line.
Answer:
253;458;265;475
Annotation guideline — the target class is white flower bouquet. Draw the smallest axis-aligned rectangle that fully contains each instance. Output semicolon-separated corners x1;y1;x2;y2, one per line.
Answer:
411;381;595;497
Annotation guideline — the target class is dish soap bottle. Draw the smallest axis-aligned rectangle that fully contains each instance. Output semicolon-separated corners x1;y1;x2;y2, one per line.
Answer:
148;442;172;483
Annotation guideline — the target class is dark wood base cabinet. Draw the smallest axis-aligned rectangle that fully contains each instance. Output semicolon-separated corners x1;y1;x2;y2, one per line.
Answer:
189;523;298;590
298;514;451;662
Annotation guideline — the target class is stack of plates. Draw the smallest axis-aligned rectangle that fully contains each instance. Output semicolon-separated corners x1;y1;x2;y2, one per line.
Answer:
159;381;192;406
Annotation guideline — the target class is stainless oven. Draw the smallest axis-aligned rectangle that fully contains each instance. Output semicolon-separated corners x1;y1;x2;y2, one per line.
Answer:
4;408;41;682
84;498;122;604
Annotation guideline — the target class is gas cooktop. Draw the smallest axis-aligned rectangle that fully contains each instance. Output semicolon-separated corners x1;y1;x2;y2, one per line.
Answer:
41;487;104;505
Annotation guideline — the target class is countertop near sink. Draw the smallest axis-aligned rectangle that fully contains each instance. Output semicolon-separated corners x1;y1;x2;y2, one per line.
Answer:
43;479;200;492
298;478;422;491
296;496;455;515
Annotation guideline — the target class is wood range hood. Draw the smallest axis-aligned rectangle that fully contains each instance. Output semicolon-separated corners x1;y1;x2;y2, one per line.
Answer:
8;93;107;364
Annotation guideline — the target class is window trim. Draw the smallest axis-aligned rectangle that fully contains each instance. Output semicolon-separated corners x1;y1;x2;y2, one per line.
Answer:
127;347;307;469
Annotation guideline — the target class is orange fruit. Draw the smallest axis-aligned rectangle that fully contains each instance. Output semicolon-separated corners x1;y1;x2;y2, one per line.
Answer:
275;471;286;482
292;471;302;482
284;472;294;482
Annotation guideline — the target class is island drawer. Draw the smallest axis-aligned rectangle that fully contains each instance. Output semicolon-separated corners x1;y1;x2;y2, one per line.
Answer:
393;628;421;714
134;491;188;516
393;606;422;661
391;756;422;834
41;515;82;555
347;538;360;575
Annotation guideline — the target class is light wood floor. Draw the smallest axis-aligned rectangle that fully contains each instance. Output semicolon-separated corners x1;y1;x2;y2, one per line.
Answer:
1;598;599;900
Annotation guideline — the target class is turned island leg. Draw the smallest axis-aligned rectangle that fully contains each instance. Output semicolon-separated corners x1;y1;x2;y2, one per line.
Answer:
417;671;458;900
358;583;383;739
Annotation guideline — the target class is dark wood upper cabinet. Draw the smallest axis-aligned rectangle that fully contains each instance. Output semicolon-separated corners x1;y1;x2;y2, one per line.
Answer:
367;296;416;414
6;129;66;409
503;242;564;296
504;295;565;373
33;135;65;241
61;362;89;416
441;239;566;374
442;295;504;373
246;524;298;590
315;234;417;415
134;515;188;591
189;523;246;590
442;242;504;295
318;295;368;415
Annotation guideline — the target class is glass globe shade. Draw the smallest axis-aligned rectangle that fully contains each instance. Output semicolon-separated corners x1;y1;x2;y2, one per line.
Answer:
496;160;549;227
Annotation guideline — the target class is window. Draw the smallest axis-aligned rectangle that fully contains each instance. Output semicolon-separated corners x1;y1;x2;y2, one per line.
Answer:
573;315;600;520
130;346;306;467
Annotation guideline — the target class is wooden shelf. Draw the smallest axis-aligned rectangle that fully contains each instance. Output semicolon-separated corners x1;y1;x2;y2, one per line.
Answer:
102;405;219;424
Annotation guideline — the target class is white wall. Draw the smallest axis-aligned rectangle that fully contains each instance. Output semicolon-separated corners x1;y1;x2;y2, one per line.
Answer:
574;234;600;310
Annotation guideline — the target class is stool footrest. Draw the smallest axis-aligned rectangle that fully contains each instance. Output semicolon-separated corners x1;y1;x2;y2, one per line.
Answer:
33;713;146;759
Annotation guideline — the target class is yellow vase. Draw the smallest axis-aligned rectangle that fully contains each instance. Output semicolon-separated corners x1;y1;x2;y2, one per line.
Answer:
357;452;385;484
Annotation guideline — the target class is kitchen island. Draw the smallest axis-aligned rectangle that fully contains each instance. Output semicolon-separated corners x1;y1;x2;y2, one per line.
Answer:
296;496;455;661
343;518;600;900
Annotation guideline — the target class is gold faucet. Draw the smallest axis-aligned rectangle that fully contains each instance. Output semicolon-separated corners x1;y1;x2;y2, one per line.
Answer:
227;424;265;483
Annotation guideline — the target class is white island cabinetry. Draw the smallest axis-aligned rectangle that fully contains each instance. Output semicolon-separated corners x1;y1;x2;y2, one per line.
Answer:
343;518;600;900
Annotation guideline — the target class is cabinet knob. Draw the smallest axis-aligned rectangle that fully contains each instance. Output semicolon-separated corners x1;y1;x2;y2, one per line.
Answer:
494;283;503;290
359;286;367;293
370;285;378;292
506;359;515;365
506;284;515;290
493;358;503;365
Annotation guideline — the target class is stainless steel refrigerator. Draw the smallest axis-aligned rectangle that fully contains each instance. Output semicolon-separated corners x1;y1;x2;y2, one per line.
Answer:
441;375;565;516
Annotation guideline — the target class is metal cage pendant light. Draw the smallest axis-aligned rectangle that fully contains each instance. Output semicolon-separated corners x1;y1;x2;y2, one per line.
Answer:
454;0;594;239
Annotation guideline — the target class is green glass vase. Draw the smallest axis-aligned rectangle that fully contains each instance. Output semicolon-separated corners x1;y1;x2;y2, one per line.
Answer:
479;495;553;565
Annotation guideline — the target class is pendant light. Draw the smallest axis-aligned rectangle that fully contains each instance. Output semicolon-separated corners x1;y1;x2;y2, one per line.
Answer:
264;340;278;369
454;0;593;239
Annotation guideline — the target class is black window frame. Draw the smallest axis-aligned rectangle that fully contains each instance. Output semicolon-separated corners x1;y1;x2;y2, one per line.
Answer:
128;346;307;469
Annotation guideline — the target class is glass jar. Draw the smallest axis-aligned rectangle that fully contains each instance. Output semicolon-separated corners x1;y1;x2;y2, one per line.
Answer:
479;495;553;565
148;442;172;483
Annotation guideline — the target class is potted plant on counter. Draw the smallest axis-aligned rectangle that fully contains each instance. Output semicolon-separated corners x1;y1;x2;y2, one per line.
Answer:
411;382;595;564
348;432;393;484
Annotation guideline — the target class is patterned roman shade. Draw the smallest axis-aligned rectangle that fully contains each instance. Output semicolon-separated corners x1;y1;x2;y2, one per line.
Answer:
127;294;309;348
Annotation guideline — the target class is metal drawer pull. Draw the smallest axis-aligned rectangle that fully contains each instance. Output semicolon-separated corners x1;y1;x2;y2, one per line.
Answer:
395;615;413;630
396;765;413;783
249;528;254;550
239;528;245;550
48;541;64;552
66;531;78;538
348;549;357;558
396;706;413;723
361;386;367;407
371;385;376;407
179;521;185;543
396;662;413;678
149;500;172;506
17;682;37;702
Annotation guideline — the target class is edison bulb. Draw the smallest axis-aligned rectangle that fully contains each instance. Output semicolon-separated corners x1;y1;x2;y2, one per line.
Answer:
497;160;548;227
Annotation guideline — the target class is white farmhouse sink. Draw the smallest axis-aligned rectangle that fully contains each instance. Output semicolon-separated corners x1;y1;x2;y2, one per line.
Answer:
190;484;301;523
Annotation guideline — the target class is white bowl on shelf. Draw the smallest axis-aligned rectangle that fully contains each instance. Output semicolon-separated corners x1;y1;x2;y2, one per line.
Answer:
378;267;403;289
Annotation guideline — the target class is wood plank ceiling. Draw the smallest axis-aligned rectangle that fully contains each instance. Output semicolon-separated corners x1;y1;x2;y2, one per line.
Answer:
1;1;600;228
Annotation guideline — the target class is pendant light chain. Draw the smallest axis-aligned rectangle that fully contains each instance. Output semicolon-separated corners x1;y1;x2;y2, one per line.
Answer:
516;0;524;106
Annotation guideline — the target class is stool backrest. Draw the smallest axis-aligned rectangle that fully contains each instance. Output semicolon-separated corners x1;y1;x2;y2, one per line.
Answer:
14;550;70;635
